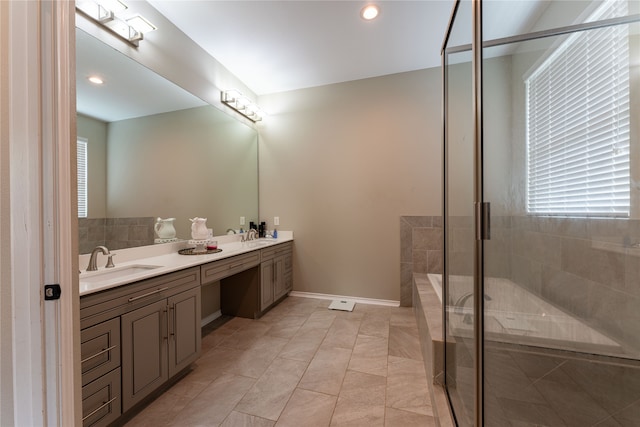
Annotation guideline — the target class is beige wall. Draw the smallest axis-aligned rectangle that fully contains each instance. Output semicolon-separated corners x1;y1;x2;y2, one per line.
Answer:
106;106;258;240
77;114;107;218
258;69;442;301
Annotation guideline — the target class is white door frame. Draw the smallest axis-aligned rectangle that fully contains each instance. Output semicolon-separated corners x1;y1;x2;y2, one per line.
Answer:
1;1;79;425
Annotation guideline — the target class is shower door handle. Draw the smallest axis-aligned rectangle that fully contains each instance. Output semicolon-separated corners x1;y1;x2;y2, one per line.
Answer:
475;202;491;241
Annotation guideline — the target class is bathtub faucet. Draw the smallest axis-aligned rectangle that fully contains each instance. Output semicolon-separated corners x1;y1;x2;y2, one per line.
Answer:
453;292;493;325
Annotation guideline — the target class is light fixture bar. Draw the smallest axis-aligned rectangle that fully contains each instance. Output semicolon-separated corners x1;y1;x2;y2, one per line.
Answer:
76;0;155;47
221;90;264;122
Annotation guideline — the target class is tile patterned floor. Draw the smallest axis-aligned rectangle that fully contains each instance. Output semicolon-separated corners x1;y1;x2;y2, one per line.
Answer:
124;296;436;427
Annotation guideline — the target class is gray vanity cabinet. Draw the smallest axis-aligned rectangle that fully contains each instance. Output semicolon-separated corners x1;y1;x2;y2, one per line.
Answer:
260;242;293;311
80;267;201;419
120;280;201;412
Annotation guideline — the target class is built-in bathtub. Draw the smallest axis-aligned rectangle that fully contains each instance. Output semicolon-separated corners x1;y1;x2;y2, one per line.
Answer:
428;273;625;357
412;272;632;427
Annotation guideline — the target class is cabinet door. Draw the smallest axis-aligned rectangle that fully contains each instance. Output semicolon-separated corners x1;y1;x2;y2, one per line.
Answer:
121;299;168;412
168;287;201;377
260;261;275;311
273;255;288;301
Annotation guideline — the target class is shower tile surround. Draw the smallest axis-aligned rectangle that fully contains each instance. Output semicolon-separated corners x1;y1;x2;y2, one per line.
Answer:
78;217;155;254
400;216;442;307
407;214;640;357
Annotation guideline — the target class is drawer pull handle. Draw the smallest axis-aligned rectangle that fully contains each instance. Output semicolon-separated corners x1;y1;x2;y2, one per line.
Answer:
81;345;117;364
128;287;169;302
82;396;118;421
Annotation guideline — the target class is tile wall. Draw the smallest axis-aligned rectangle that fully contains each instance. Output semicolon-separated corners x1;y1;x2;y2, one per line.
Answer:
78;217;155;254
400;216;443;306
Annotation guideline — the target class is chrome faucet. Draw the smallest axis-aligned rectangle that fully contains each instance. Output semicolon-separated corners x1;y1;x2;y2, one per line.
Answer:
241;229;258;242
86;246;110;272
453;292;492;324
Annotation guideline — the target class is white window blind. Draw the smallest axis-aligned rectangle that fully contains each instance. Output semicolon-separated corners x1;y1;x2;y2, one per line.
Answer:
77;138;88;218
526;0;630;217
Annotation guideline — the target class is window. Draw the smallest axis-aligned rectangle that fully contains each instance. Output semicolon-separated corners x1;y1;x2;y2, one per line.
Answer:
526;0;630;217
77;138;88;218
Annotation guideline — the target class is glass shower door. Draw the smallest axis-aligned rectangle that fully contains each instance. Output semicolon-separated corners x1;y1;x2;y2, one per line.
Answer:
481;1;640;425
443;1;475;425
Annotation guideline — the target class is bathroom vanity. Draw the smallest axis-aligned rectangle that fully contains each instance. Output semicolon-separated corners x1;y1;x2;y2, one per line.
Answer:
79;237;293;426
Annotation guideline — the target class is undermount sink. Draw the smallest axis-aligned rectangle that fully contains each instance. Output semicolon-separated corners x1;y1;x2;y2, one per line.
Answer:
80;264;162;284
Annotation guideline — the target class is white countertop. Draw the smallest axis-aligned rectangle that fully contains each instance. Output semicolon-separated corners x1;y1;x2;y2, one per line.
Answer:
79;232;293;296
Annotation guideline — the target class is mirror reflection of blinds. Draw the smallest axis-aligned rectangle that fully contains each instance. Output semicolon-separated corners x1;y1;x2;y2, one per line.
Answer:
78;138;88;218
526;0;630;217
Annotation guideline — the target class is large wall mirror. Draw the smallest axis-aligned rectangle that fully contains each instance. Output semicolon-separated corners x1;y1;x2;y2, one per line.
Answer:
76;28;259;254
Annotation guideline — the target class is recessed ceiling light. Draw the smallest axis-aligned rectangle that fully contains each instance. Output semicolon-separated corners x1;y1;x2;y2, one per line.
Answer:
88;76;104;85
361;4;379;21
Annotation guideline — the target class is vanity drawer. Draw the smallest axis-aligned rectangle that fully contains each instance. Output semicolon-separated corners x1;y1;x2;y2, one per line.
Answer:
81;317;121;386
201;251;260;284
82;367;121;427
261;242;293;262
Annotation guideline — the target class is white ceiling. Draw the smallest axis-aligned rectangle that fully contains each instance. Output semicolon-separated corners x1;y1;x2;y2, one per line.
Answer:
147;0;456;95
77;0;553;121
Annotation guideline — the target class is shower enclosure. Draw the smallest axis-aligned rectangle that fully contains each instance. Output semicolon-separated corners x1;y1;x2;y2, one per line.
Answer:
442;0;640;425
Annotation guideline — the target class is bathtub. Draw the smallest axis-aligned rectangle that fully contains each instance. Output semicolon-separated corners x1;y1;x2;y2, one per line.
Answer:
427;274;625;357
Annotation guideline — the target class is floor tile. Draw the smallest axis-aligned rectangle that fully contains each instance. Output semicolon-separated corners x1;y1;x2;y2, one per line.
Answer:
384;407;437;427
322;317;362;349
348;334;389;377
298;346;352;395
278;327;327;362
220;411;275;427
329;370;386;426
169;373;255;426
275;388;337;427
235;357;308;421
386;355;432;416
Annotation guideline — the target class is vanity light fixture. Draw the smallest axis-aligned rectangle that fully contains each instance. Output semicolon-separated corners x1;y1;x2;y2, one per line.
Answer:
76;0;156;47
221;90;264;122
127;15;157;34
360;4;380;21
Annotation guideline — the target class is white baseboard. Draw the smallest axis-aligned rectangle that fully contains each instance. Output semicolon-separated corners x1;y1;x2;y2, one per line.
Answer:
201;310;222;328
288;291;399;307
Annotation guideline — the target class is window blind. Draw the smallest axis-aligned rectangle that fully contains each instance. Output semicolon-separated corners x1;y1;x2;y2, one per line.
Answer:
77;138;88;218
526;0;630;217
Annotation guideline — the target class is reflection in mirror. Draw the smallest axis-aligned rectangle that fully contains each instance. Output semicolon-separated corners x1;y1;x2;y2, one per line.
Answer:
76;29;258;254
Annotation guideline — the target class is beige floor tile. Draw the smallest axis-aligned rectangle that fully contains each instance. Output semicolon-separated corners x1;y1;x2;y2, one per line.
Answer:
224;336;290;378
219;322;273;350
388;325;422;361
358;313;390;338
220;411;275;427
384;407;437;426
300;310;338;330
330;371;386;426
275;388;337;427
191;346;247;381
298;346;352;396
279;327;327;362
124;390;193;427
170;373;255;426
235;357;309;421
386;355;432;416
348;334;389;377
201;327;236;352
390;309;419;328
322;318;362;349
